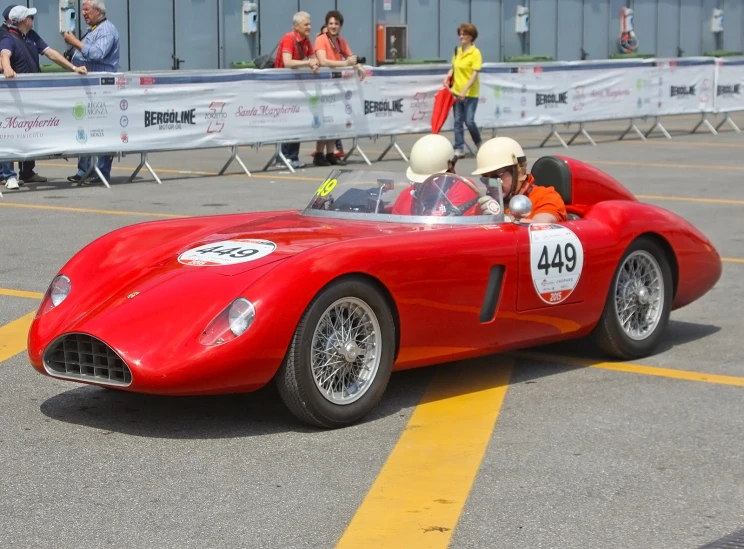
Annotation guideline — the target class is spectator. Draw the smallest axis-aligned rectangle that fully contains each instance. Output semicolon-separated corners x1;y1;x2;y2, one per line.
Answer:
0;5;86;189
312;24;344;160
444;23;483;158
62;0;120;184
274;11;319;169
312;10;364;167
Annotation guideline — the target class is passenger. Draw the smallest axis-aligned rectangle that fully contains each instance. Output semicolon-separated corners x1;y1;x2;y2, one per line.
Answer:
392;134;479;216
472;137;567;223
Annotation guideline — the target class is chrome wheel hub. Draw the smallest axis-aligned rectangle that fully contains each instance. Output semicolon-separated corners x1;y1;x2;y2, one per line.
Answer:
311;297;382;405
615;250;664;341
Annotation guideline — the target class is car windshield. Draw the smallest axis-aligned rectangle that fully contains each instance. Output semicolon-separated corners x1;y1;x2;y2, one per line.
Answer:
302;169;505;225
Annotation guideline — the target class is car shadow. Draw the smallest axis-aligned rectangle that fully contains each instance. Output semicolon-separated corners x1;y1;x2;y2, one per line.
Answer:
38;320;719;439
531;319;722;359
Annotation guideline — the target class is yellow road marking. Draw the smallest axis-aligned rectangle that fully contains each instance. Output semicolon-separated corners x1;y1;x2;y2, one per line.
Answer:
636;194;744;206
0;312;35;363
592;159;744;172
335;357;513;549
723;257;744;264
515;352;744;387
0;288;44;299
0;202;184;218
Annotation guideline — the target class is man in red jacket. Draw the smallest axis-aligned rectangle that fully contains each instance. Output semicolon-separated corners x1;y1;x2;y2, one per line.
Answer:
274;11;320;169
392;134;479;216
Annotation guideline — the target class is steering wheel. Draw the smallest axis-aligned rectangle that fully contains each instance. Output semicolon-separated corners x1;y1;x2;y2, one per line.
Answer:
414;174;485;217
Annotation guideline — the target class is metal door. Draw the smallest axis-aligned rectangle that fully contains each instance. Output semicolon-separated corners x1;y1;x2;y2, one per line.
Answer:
129;0;175;70
173;0;220;70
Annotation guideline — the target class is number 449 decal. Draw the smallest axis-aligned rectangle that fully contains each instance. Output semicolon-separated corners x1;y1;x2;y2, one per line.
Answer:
529;224;585;305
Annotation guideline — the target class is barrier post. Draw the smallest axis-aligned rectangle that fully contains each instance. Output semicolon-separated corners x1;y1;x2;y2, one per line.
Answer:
567;122;597;146
127;153;163;185
644;116;672;139
261;143;295;173
342;137;372;166
377;135;409;162
74;155;111;188
690;113;718;135
619;118;648;141
715;114;742;133
219;145;252;176
539;124;569;148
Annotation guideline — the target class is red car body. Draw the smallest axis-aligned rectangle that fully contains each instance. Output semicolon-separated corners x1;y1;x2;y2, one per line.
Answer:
28;156;721;401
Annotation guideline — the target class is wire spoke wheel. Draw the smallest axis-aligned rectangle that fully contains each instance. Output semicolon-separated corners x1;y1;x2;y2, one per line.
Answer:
614;250;664;341
310;297;381;405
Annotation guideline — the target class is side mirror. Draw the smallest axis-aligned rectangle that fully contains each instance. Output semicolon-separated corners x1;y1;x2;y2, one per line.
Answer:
509;195;532;220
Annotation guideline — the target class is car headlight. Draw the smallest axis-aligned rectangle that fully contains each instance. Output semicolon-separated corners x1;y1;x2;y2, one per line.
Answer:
200;298;256;346
36;274;71;318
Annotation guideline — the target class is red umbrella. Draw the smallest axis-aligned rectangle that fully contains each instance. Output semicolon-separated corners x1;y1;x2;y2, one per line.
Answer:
431;86;456;134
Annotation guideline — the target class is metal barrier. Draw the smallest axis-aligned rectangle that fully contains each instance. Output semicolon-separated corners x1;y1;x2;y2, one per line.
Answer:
1;56;743;198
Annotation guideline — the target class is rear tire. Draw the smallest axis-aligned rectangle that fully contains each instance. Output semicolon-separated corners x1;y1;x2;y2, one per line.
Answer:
593;237;673;360
276;277;395;429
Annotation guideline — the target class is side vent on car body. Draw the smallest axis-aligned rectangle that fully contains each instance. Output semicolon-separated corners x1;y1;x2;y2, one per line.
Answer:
480;265;506;323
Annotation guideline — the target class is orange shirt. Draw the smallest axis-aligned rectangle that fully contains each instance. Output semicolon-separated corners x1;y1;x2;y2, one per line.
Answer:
508;175;567;222
314;34;351;62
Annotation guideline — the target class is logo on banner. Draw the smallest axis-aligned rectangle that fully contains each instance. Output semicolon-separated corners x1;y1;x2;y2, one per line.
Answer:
312;115;321;129
144;109;197;130
670;85;695;97
364;99;404;117
120;99;129;111
234;104;301;125
717;84;741;96
72;101;109;120
90;128;104;138
1;116;60;134
205;101;227;134
410;91;435;121
120;116;129;127
75;127;88;144
310;94;339;106
121;132;129;143
536;92;568;107
345;91;353;100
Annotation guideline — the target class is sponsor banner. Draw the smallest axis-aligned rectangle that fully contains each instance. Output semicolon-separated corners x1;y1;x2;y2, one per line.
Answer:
0;57;731;161
714;60;744;113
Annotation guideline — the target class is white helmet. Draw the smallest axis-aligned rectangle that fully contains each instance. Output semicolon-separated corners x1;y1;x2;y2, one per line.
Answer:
406;134;455;183
471;136;526;176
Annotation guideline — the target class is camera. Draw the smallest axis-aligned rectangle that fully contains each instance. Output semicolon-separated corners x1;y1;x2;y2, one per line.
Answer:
63;47;75;62
357;56;366;64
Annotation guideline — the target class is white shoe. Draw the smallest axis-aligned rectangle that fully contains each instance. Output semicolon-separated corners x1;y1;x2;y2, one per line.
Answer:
4;177;19;190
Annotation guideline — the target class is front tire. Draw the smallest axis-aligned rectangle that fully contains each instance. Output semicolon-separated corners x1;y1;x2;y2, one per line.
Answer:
276;277;395;429
593;237;673;360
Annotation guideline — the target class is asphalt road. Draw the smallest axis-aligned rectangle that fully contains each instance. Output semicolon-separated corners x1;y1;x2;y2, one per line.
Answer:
1;114;743;549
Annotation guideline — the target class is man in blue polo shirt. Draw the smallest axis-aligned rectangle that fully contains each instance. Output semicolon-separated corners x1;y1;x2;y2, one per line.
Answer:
0;5;87;189
62;0;119;185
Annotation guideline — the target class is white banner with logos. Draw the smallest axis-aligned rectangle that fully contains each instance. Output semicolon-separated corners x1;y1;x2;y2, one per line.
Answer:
0;56;737;162
713;59;744;113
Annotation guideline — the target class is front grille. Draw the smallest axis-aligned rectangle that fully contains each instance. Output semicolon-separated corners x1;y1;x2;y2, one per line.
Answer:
43;334;132;386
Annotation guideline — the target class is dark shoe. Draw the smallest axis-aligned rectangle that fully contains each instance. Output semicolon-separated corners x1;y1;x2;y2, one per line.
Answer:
325;153;339;165
67;175;82;183
313;155;331;167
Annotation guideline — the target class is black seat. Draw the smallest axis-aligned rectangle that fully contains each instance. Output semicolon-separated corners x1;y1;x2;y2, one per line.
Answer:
530;155;572;205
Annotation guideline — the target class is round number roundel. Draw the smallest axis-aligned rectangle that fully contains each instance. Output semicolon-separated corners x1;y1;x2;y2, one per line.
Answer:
529;224;584;305
178;239;277;267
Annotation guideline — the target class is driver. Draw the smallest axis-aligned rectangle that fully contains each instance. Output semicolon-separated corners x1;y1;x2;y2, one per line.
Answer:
471;137;567;223
392;134;480;216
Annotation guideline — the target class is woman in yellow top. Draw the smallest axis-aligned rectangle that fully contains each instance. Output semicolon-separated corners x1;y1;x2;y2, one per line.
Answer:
444;23;483;157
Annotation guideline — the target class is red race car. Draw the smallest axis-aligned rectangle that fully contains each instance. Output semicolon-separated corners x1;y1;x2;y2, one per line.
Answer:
28;156;721;428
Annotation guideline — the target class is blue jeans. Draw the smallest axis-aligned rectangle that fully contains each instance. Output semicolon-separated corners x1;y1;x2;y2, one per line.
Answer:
281;142;300;162
453;96;482;152
77;155;113;180
1;162;17;180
